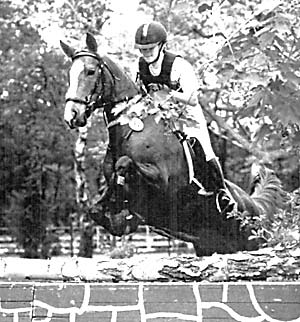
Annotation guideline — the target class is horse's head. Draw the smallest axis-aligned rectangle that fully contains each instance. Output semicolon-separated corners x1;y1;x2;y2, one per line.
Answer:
60;33;139;129
60;33;105;128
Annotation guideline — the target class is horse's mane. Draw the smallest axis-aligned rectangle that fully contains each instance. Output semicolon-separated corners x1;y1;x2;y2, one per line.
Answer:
102;55;137;88
99;55;139;103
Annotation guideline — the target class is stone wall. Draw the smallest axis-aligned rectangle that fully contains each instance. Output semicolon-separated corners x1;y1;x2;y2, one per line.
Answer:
0;282;299;321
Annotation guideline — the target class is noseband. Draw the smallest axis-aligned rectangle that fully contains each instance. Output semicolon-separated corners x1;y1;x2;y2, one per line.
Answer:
65;51;116;115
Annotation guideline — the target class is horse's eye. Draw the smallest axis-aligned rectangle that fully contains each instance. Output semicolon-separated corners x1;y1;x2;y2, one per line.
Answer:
87;69;96;76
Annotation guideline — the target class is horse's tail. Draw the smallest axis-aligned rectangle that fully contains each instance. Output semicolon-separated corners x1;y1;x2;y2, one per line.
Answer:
226;163;288;218
248;162;288;218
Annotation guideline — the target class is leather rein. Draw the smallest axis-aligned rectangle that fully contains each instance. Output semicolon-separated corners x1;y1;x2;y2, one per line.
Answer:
65;51;118;116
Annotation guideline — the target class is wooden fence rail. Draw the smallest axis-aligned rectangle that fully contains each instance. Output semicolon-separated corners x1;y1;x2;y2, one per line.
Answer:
0;226;193;257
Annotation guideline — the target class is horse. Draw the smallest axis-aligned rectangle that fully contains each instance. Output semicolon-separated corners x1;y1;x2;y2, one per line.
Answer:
60;33;287;256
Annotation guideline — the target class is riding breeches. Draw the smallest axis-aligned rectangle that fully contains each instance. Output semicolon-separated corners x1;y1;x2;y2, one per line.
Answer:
182;104;216;162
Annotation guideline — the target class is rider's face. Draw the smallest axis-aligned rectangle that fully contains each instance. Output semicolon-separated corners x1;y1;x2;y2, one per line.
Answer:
139;44;160;63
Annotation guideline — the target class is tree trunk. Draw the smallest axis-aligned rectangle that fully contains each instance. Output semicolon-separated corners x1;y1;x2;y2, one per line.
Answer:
73;121;94;258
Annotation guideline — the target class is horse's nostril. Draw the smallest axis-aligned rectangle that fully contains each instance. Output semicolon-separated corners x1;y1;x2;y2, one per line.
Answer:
71;108;78;119
65;119;75;129
69;121;76;129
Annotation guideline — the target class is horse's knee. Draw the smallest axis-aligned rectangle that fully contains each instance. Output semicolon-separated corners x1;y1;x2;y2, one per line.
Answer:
115;156;134;176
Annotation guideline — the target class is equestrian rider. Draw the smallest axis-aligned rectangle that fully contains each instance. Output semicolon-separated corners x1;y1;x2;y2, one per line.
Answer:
134;21;235;214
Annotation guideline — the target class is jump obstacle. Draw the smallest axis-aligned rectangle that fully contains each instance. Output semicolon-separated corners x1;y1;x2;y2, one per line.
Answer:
0;248;299;322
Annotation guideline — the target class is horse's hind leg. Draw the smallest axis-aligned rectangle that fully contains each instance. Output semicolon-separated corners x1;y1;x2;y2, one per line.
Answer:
192;222;258;256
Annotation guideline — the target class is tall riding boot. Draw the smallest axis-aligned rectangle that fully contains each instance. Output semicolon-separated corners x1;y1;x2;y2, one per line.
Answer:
207;158;236;214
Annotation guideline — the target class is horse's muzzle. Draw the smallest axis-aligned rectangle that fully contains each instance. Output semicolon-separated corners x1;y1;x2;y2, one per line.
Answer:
64;102;87;128
66;116;87;129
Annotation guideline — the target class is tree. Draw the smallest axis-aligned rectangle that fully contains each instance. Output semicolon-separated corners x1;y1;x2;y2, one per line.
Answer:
26;0;113;256
0;0;75;257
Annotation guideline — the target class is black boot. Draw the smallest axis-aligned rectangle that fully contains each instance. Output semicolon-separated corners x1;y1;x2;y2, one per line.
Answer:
207;158;236;214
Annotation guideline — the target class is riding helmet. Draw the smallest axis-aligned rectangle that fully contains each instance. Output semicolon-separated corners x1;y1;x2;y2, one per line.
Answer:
135;22;167;49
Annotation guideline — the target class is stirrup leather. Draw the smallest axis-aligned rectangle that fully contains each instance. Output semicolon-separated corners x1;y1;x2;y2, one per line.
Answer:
181;138;213;196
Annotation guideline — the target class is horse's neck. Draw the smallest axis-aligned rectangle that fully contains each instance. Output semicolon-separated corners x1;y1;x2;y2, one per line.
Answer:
102;56;139;103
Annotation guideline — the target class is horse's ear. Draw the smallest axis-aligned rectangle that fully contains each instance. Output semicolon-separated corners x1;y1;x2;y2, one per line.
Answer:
60;40;75;58
86;32;98;53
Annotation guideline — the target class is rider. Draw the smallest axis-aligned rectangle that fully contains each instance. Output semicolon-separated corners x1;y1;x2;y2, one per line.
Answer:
134;21;235;214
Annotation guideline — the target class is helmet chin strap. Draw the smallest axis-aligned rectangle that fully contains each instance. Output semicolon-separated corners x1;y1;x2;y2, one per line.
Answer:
147;43;165;65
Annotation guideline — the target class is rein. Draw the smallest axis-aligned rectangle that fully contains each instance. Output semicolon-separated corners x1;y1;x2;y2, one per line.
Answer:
66;50;139;126
65;51;118;115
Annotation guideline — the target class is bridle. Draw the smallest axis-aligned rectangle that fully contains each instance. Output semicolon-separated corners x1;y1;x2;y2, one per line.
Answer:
65;50;117;117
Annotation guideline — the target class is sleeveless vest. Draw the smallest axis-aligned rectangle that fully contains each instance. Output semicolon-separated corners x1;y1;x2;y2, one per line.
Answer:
138;51;181;92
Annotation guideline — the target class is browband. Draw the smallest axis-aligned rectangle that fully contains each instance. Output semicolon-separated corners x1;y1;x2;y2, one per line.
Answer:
72;51;101;62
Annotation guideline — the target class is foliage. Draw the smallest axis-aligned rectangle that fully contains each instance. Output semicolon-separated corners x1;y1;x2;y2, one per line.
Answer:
219;0;300;126
111;90;198;129
248;188;300;250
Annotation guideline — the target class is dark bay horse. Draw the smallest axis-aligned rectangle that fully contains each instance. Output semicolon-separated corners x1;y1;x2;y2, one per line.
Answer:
60;33;287;256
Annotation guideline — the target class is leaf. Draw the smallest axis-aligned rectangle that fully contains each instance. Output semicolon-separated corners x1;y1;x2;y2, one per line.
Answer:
198;2;213;13
247;87;265;109
111;102;127;116
258;31;275;49
252;123;272;143
255;0;281;16
127;101;147;117
154;112;163;124
117;114;130;125
265;81;300;126
292;131;300;146
282;70;300;87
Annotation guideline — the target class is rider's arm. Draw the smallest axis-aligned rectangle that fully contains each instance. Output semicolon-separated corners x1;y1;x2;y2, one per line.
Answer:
170;57;199;106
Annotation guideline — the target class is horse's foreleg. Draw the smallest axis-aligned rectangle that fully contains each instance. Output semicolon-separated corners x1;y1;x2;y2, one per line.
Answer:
103;148;114;182
88;149;116;229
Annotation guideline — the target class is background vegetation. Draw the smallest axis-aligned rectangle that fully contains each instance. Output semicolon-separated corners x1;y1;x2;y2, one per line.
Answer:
0;0;299;257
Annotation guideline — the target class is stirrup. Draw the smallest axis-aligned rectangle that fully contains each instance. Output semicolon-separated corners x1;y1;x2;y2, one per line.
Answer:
216;188;236;214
